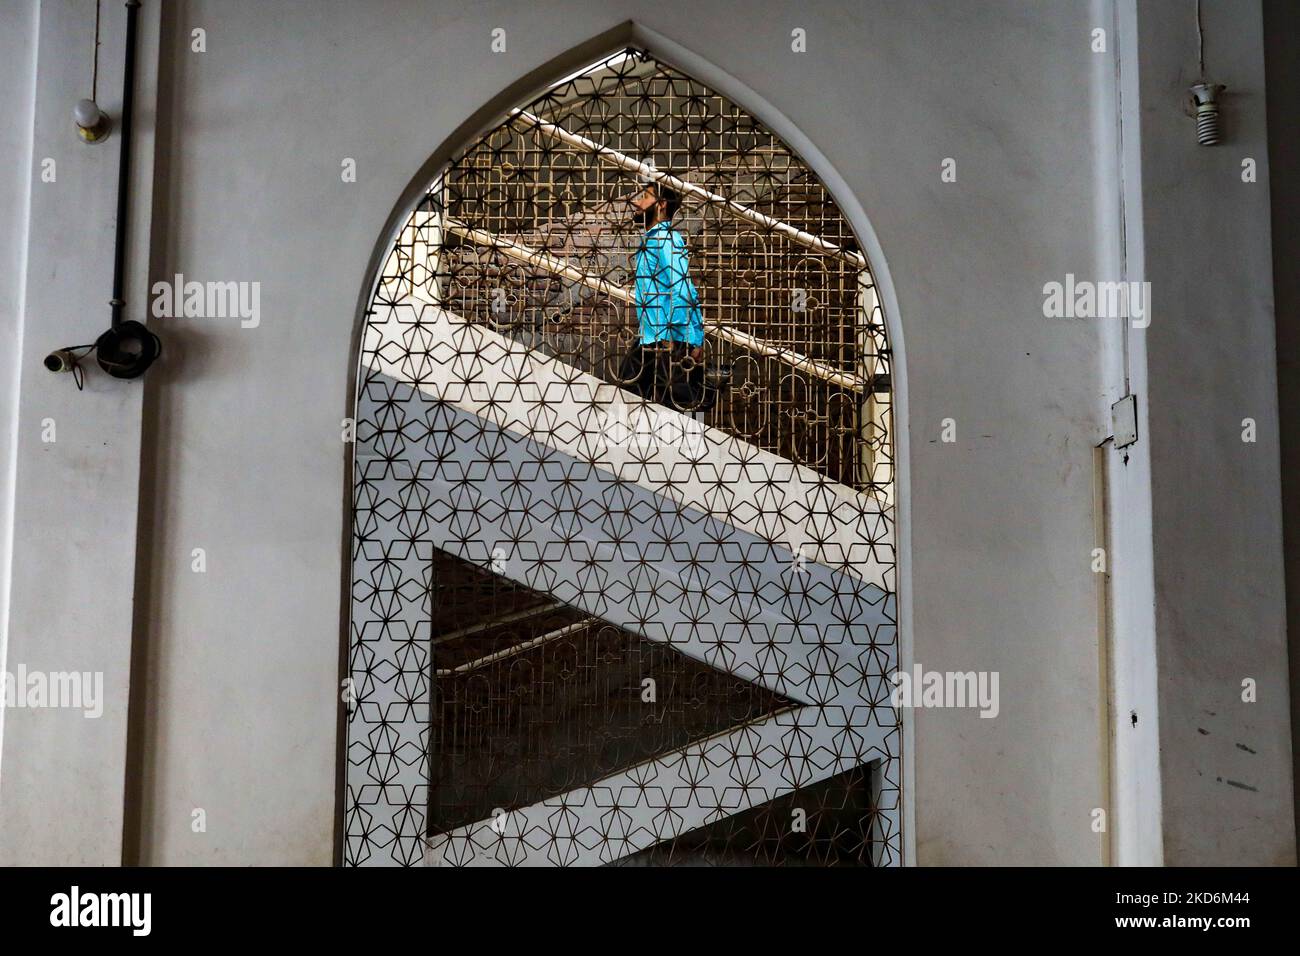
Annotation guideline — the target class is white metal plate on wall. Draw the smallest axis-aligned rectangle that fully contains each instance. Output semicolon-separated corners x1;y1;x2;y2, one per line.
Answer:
1112;394;1138;449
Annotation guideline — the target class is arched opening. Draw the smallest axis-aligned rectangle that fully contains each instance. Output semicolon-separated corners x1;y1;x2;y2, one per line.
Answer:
345;45;901;867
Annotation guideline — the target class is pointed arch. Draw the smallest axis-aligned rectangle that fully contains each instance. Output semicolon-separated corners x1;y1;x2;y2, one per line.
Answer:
342;24;912;867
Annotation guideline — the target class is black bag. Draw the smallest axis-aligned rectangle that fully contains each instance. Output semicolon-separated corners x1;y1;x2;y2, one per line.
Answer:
616;343;731;413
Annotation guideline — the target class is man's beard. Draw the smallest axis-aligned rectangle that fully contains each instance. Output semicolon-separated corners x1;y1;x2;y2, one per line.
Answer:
633;207;654;228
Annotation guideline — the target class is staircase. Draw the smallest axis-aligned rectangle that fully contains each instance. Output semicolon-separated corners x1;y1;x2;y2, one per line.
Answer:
349;290;898;867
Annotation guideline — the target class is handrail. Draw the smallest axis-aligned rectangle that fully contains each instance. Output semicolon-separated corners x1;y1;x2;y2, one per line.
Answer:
509;108;868;270
442;218;868;392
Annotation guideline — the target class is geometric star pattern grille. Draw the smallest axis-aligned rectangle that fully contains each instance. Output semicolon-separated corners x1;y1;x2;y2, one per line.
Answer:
345;48;900;866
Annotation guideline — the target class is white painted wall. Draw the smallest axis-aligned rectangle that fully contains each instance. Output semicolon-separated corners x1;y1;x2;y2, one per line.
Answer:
0;0;1290;866
0;0;40;783
0;0;160;865
1133;0;1294;865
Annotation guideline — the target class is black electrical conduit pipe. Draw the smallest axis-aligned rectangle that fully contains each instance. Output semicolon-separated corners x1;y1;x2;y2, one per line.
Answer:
109;0;140;328
96;0;160;379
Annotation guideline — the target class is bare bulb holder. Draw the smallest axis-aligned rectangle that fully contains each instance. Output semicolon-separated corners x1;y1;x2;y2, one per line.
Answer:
1187;82;1226;146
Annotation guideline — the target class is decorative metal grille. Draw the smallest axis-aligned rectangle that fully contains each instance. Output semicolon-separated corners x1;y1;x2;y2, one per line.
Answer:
346;48;899;867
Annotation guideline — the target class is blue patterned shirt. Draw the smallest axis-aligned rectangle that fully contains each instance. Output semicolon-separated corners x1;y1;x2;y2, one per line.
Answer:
633;221;704;346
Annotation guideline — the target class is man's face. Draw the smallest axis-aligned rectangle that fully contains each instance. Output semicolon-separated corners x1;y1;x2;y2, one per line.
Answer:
630;186;661;228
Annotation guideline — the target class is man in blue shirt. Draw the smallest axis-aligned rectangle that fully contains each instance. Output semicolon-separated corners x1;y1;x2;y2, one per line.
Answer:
618;181;710;411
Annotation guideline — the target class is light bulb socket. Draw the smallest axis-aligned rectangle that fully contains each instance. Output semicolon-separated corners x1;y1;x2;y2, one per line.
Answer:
1187;82;1227;146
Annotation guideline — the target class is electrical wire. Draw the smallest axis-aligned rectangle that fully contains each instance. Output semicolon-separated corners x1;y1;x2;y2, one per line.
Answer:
1196;0;1206;81
91;0;101;101
61;344;97;391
